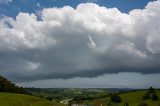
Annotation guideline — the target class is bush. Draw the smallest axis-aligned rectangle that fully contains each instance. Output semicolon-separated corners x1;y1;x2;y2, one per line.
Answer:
143;92;151;100
138;102;148;106
46;97;52;101
107;103;112;106
152;93;158;101
124;102;129;106
110;94;122;103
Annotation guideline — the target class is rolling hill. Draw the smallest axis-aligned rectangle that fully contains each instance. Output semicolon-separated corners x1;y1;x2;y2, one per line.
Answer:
119;90;160;106
0;92;66;106
0;75;160;106
83;90;160;106
0;89;160;106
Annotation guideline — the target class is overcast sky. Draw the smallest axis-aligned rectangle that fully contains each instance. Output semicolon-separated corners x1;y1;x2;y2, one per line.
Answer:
0;0;160;88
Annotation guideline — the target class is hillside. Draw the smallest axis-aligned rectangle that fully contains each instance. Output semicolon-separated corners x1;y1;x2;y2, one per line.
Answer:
0;89;160;106
82;90;160;106
26;88;160;106
0;92;66;106
119;90;160;106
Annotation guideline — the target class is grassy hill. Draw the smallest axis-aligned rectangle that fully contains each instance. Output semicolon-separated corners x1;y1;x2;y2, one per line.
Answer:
82;90;160;106
1;89;160;106
0;92;66;106
118;90;160;106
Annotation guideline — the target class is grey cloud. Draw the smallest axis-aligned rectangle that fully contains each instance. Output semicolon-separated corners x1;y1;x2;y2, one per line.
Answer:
17;73;160;88
0;1;160;82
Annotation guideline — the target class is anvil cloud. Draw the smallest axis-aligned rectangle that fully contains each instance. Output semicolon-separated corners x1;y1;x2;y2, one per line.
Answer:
0;0;160;82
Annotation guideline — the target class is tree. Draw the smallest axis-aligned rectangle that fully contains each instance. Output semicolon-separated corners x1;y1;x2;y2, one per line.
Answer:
152;93;158;101
142;87;159;101
0;75;27;94
148;87;155;93
110;94;122;103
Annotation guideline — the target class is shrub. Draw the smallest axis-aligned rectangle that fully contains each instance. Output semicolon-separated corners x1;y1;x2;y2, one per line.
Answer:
152;93;158;101
124;102;129;106
110;94;122;103
107;103;112;106
46;97;52;101
143;92;151;100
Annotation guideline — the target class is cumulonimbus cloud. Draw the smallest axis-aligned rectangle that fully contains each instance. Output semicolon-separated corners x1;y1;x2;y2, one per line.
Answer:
0;0;160;82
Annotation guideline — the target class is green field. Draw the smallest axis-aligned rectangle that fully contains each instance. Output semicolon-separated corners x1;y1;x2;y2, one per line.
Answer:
0;92;66;106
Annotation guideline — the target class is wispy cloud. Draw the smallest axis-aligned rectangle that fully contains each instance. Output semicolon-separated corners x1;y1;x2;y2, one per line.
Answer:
86;0;98;3
0;0;12;4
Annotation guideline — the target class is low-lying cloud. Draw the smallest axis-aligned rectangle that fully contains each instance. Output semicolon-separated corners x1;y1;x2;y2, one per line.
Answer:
0;0;160;82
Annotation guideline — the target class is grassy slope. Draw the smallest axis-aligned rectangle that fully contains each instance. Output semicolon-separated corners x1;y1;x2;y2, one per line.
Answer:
0;92;65;106
1;90;160;106
83;90;160;106
119;90;160;106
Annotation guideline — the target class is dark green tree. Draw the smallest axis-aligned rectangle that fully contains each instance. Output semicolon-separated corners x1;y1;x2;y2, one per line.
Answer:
0;75;27;94
148;87;155;93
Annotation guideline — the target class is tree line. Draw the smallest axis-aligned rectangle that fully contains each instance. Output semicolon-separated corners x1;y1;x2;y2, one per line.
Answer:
0;75;27;94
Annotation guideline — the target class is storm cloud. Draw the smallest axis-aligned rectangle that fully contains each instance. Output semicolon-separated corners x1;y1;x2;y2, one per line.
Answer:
0;0;160;82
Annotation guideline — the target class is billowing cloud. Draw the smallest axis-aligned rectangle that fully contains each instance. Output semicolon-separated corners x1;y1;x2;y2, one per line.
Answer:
0;0;160;82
